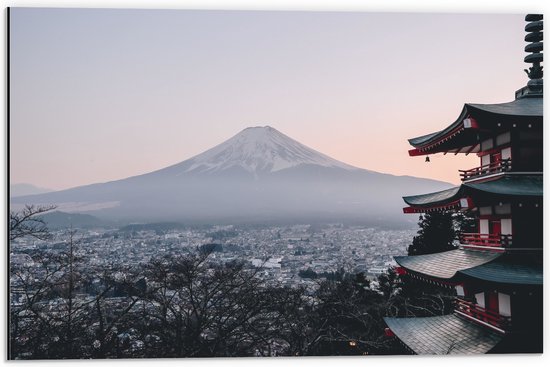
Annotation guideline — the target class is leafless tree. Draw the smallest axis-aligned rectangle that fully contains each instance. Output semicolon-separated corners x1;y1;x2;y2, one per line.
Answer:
135;250;301;358
10;230;84;358
10;229;141;359
9;204;56;241
307;274;390;355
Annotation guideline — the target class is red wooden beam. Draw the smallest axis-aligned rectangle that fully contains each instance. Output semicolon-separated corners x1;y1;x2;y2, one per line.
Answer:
463;117;479;129
403;200;462;214
408;148;426;156
395;267;407;275
404;271;459;287
407;116;480;157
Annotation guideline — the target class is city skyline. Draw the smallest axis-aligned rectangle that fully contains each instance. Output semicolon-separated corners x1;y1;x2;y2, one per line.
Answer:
10;9;527;190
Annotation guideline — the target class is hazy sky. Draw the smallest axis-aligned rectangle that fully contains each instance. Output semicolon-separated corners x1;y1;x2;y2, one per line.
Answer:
10;8;528;190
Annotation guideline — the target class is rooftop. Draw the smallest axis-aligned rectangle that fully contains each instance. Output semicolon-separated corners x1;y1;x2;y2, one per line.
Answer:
394;249;501;280
384;314;502;354
402;174;543;210
459;255;543;285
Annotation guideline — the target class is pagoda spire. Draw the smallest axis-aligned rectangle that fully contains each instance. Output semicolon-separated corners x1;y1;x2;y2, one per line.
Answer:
519;14;543;98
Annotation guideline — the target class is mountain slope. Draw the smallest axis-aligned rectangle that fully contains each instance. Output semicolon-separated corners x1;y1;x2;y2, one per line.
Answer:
38;211;103;229
10;183;53;197
11;126;452;224
150;126;357;178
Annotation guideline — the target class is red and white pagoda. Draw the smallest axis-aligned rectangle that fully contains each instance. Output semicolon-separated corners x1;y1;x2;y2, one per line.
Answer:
384;14;543;354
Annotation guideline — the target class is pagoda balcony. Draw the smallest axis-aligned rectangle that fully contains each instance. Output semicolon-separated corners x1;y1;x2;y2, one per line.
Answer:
454;298;511;333
460;233;512;249
459;159;512;181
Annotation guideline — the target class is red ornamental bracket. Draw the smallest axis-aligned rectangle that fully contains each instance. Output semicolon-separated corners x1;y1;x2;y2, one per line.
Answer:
463;117;479;129
402;197;474;214
384;328;395;337
407;116;479;157
402;202;460;214
395;267;407;275
408;148;427;156
459;197;474;210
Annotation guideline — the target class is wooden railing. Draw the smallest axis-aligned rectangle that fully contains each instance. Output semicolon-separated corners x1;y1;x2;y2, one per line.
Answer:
460;233;512;248
454;298;511;332
459;159;511;181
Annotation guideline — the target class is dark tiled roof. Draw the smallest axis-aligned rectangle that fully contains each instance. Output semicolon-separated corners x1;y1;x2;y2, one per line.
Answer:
394;249;501;280
408;104;469;147
468;97;542;117
403;174;542;208
459;257;543;285
464;174;543;197
408;97;542;148
403;186;461;207
384;314;503;354
408;131;441;146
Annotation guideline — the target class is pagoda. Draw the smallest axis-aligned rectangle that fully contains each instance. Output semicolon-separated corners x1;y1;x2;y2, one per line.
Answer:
383;14;543;355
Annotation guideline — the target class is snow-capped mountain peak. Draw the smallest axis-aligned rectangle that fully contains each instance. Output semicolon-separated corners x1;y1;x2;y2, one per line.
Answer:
182;125;357;174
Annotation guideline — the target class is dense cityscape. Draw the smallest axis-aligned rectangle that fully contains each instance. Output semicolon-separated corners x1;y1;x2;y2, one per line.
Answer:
10;214;424;359
11;223;413;292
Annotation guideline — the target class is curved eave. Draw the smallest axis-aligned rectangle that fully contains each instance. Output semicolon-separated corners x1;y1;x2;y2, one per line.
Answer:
403;174;542;212
402;186;471;213
408;105;470;147
384;314;503;355
394;249;501;280
408;97;543;156
403;186;462;207
464;174;543;198
408;105;473;156
458;258;543;286
467;97;542;118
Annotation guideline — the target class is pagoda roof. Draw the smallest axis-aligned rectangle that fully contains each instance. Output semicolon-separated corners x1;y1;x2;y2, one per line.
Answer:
408;97;543;155
403;174;542;211
459;255;543;285
467;98;542;117
384;314;503;354
394;249;501;280
465;174;543;197
403;186;461;207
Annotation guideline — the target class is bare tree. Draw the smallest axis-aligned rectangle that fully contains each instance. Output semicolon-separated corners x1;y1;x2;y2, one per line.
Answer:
307;273;390;355
10;204;56;241
10;230;83;358
136;250;294;358
9;229;128;359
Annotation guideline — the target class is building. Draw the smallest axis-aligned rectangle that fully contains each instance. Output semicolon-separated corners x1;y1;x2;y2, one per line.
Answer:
383;14;543;355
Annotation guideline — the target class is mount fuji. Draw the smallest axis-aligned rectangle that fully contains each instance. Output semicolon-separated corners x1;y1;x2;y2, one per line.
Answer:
151;126;357;178
11;126;452;225
169;126;356;175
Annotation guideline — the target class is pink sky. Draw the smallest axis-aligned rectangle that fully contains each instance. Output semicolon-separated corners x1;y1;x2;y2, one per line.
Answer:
10;9;527;190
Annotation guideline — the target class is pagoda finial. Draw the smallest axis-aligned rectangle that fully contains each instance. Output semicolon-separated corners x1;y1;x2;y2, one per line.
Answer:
524;14;543;79
517;14;543;98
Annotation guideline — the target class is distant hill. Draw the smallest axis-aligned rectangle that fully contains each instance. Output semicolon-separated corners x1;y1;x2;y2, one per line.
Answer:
10;183;53;197
118;222;188;232
12;126;453;225
38;211;103;229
